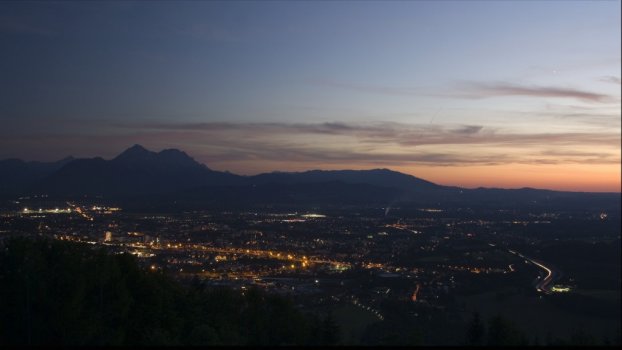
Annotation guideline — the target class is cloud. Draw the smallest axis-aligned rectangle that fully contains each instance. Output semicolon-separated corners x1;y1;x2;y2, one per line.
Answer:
598;76;622;85
199;144;511;167
313;79;613;103
4;119;619;169
104;121;621;165
537;103;621;127
453;81;612;103
115;120;621;146
452;125;483;135
114;121;407;140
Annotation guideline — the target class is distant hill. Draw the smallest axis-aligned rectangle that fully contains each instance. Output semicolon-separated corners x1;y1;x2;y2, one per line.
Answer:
247;168;441;192
0;157;74;195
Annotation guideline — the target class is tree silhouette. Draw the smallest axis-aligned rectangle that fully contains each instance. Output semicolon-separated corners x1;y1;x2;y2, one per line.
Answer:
486;314;523;346
321;312;340;345
569;326;596;346
0;237;322;346
466;312;485;345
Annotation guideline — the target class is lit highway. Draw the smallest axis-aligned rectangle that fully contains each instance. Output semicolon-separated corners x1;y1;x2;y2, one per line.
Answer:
529;258;555;293
508;249;559;294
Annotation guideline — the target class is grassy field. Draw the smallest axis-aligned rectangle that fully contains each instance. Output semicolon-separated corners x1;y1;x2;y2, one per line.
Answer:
573;289;621;303
457;288;620;343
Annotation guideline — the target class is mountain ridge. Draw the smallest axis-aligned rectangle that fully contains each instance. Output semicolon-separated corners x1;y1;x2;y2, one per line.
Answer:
1;146;619;204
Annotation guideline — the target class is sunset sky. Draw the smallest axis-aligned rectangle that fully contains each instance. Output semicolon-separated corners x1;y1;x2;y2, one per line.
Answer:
1;1;620;192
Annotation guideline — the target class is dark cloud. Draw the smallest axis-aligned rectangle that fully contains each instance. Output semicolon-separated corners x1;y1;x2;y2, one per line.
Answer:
114;120;620;148
116;121;401;137
313;79;612;103
538;103;621;127
598;76;622;85
539;149;615;159
202;146;509;167
452;125;483;135
96;121;622;167
453;81;611;103
3;120;619;168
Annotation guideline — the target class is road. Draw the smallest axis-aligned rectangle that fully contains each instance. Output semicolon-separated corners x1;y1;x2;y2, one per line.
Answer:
508;249;560;294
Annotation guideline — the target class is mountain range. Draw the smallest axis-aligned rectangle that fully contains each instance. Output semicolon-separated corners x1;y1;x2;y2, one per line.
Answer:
1;144;444;196
1;145;619;210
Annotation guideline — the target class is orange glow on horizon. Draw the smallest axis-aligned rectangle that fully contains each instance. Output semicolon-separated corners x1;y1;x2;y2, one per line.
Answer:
213;160;621;193
395;163;621;193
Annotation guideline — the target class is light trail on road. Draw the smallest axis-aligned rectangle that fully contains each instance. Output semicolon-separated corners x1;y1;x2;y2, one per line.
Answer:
507;249;558;294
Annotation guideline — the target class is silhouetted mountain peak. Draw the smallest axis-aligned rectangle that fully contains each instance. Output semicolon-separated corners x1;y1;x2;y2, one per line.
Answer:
158;148;192;160
59;156;75;162
248;167;439;192
129;144;147;151
369;168;392;173
157;148;207;169
107;145;212;173
114;144;154;161
55;156;75;166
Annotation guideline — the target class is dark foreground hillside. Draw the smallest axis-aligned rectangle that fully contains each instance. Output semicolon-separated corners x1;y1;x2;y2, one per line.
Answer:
0;238;338;346
1;237;618;346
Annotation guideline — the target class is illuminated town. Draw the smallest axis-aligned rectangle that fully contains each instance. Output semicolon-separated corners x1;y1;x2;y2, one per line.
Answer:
2;194;619;344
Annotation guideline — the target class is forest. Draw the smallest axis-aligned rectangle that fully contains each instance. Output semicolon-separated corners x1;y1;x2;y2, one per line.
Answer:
0;238;338;346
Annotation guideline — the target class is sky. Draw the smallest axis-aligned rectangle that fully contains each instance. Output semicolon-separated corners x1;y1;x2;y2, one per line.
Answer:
1;0;620;192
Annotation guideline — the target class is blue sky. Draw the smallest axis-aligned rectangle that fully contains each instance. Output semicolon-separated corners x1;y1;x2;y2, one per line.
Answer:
1;1;620;191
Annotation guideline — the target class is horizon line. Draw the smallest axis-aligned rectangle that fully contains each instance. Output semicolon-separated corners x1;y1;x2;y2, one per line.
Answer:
2;144;620;194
